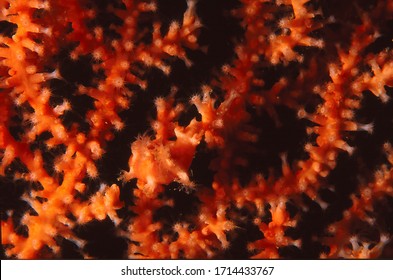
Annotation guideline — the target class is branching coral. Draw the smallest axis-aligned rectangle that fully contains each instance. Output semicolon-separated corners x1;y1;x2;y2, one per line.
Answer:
1;0;392;259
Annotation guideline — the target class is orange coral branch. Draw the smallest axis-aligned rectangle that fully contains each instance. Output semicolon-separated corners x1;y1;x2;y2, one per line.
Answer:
1;0;392;259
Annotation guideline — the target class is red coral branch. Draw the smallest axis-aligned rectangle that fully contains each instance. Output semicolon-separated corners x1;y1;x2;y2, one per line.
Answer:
1;0;392;259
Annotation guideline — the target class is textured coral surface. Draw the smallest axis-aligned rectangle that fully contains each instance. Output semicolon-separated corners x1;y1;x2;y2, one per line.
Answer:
1;0;393;259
